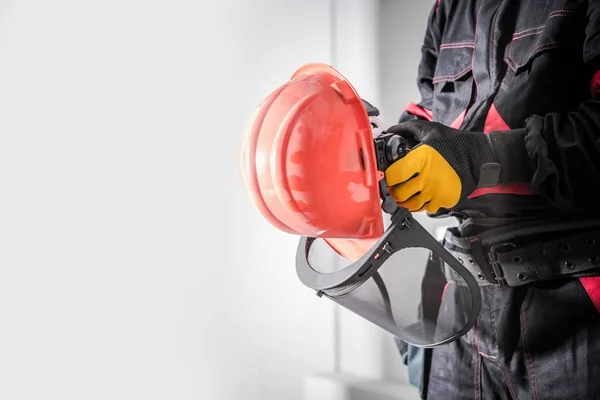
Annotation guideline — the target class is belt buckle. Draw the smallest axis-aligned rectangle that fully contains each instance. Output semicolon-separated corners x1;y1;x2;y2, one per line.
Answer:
487;242;517;286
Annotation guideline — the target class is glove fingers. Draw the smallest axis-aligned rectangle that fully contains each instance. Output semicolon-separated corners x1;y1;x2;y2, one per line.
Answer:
385;165;418;187
384;149;425;186
422;201;440;213
398;194;430;212
386;122;422;142
389;175;425;203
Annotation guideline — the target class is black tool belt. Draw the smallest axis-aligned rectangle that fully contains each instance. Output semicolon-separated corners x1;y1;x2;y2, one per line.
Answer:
441;218;600;287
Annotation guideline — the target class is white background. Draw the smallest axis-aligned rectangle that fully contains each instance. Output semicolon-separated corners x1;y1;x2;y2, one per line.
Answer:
0;1;435;399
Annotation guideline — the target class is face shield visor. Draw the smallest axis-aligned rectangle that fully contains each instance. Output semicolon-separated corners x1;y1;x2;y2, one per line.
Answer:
297;208;481;347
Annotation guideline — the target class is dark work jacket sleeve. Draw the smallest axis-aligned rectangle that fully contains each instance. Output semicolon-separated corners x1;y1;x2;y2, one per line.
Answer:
523;3;600;209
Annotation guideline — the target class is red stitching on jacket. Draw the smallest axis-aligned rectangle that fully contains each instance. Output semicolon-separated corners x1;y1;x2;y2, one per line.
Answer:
439;45;474;50
478;352;496;360
440;44;475;50
471;321;480;400
491;7;501;76
440;41;475;49
549;9;575;16
504;46;518;71
469;0;486;118
506;28;545;66
520;308;539;400
498;365;518;400
507;41;566;71
512;10;573;38
476;321;482;400
489;287;517;400
513;28;544;40
513;25;545;38
550;12;573;18
432;65;472;83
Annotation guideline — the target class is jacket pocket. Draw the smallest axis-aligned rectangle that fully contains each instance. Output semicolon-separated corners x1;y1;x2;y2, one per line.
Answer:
432;46;474;127
504;10;579;74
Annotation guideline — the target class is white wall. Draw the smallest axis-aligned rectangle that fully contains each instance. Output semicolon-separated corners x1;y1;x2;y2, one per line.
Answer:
330;0;451;388
226;1;338;399
332;0;407;384
0;1;337;399
0;1;449;399
380;0;435;124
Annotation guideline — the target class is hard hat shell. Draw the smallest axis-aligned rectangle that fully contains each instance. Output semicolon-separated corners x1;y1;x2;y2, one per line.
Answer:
238;63;384;259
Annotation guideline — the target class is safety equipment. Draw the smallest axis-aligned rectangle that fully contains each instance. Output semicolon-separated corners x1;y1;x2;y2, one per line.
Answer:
385;144;463;212
237;63;384;261
238;63;482;347
385;120;534;212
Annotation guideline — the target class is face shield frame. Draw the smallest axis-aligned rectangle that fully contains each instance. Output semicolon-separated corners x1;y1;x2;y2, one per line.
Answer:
296;206;482;348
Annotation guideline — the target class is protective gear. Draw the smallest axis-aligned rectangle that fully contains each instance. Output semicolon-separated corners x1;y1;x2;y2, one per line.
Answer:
238;63;483;347
426;275;600;400
404;0;600;218
442;218;600;287
398;0;600;397
237;63;383;261
384;120;533;213
386;142;463;213
296;208;481;347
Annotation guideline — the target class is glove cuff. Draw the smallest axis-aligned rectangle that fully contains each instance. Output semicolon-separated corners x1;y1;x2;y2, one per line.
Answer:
487;129;535;185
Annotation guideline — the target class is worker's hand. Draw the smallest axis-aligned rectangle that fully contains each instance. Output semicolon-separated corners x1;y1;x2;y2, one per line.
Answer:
384;120;533;212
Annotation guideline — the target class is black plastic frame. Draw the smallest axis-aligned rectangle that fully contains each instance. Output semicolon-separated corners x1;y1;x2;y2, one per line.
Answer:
296;207;482;348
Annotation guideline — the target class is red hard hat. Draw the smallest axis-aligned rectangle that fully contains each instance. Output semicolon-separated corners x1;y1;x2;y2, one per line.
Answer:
238;63;384;260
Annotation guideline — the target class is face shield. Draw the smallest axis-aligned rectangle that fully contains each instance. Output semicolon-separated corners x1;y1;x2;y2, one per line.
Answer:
297;208;481;347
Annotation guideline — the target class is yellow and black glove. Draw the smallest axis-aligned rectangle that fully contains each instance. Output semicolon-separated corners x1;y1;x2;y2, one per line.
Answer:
384;120;534;213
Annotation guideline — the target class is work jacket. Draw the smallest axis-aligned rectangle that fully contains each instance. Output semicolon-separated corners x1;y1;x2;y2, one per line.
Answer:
400;0;600;222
